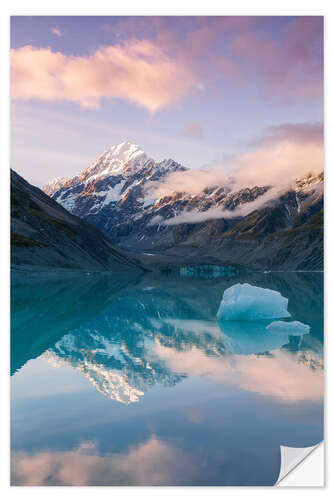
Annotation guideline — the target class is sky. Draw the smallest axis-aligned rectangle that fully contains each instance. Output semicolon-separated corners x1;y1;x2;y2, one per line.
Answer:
10;16;324;187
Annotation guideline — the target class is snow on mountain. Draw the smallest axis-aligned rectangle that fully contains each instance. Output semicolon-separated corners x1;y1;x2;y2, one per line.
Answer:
43;142;323;260
296;171;324;193
43;141;188;237
44;142;152;195
81;141;150;181
43;141;273;243
43;176;70;196
11;169;141;272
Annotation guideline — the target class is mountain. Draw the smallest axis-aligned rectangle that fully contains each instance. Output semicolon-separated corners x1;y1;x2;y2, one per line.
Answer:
161;173;323;271
44;142;323;270
43;141;187;231
11;169;143;273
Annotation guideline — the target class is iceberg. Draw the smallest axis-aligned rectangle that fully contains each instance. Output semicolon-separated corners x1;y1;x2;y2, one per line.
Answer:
217;283;291;321
266;320;310;335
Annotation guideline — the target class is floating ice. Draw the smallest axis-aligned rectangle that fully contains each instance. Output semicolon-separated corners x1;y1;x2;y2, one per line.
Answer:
266;320;310;335
217;283;291;321
179;264;237;279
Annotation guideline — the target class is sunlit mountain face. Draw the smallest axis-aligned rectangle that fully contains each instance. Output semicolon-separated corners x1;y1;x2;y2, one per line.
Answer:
11;270;323;485
43;142;323;270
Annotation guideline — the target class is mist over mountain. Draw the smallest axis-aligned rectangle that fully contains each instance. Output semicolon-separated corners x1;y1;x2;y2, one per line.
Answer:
44;142;323;271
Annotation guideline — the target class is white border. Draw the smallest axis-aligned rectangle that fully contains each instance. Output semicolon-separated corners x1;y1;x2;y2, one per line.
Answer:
1;1;331;498
278;442;325;487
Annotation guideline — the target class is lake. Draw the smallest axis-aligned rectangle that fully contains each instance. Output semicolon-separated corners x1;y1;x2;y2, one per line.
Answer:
10;269;324;486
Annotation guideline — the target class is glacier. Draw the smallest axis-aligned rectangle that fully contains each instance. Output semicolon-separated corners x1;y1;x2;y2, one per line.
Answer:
217;283;291;321
266;320;310;335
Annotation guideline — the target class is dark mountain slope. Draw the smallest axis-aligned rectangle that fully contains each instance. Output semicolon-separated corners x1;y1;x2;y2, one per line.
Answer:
160;203;323;271
11;169;143;273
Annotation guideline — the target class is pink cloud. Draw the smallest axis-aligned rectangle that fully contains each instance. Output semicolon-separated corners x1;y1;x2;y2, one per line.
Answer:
230;17;323;101
11;437;196;486
51;27;63;37
155;342;323;402
148;127;324;201
106;16;322;104
183;122;203;138
251;122;323;147
11;41;199;112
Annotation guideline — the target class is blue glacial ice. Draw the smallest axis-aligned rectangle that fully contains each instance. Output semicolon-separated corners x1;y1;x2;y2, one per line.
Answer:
266;320;310;335
179;264;237;279
217;283;291;321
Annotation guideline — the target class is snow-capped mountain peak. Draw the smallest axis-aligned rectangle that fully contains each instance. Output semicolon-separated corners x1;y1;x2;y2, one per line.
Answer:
81;141;151;183
43;142;151;196
295;171;324;193
43;176;70;196
42;143;323;264
96;141;146;165
43;142;187;215
91;141;147;171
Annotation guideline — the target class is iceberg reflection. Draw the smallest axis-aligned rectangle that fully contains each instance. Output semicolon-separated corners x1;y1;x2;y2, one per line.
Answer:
218;320;290;355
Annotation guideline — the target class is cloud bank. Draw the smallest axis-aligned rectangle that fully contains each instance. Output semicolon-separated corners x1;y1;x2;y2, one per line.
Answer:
152;123;323;198
163;188;283;225
146;121;323;225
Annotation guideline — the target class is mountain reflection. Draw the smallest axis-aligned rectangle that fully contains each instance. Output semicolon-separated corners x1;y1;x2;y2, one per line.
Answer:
12;271;323;404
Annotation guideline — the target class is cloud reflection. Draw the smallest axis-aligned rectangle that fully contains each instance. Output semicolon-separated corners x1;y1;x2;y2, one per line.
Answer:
11;436;195;486
155;341;323;402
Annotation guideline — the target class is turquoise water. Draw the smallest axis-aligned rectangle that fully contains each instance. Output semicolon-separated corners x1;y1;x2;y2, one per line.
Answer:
11;270;324;486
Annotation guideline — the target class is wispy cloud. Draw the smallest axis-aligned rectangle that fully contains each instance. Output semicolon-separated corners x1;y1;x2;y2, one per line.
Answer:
183;122;203;138
162;188;282;225
250;121;323;148
51;27;63;37
108;16;323;104
230;17;323;102
155;342;323;402
11;437;196;486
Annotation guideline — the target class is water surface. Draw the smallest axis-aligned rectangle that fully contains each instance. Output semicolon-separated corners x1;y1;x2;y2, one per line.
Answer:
11;270;323;486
